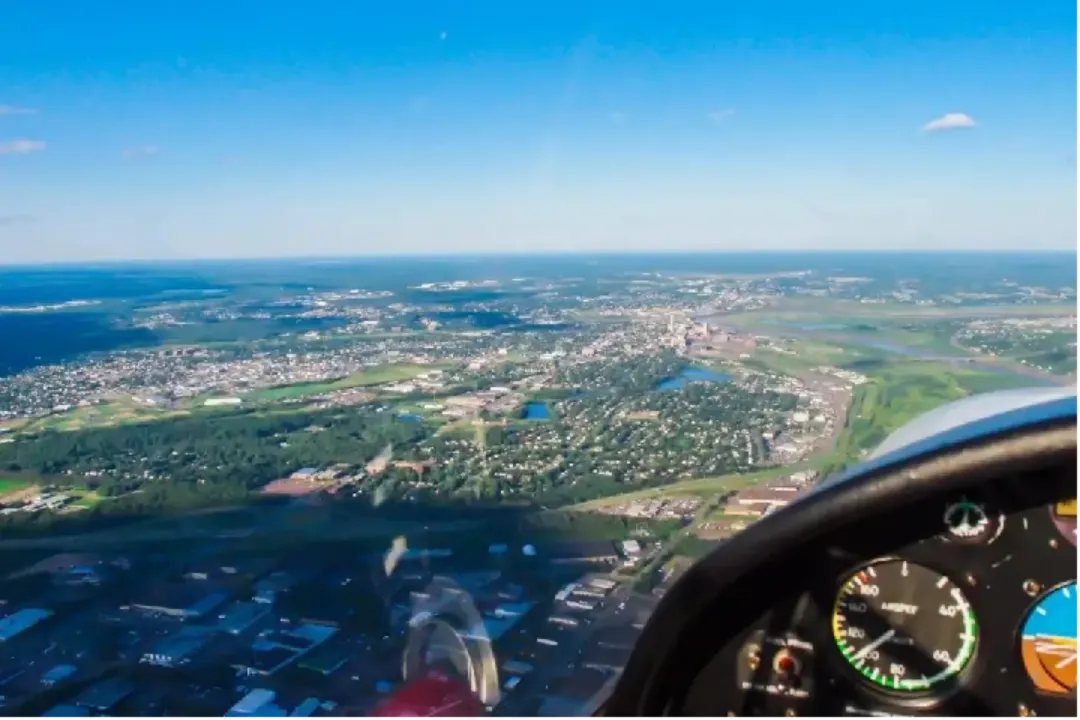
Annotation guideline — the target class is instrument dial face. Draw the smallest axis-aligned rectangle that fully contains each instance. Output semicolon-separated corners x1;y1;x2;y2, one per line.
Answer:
942;497;1004;545
832;559;978;694
1019;582;1077;696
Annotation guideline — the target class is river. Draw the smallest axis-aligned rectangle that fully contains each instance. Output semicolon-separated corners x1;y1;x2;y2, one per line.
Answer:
722;321;1067;387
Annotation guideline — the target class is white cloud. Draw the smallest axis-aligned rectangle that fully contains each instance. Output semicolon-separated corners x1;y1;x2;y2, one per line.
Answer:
0;138;46;155
922;112;976;132
708;108;736;124
123;145;160;159
0;105;37;116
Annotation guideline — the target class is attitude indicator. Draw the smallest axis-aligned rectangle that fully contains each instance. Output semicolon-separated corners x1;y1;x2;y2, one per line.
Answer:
1020;582;1077;696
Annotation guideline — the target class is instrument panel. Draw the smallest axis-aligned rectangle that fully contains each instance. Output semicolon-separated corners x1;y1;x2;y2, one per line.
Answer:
682;463;1077;717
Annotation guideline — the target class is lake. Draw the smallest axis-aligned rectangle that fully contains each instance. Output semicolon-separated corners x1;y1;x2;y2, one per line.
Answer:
656;367;733;391
522;401;551;420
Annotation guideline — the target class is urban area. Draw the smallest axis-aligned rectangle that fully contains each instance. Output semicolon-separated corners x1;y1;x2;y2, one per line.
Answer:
0;255;1074;715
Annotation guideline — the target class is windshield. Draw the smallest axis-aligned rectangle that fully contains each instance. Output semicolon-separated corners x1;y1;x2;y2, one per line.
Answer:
0;2;1075;717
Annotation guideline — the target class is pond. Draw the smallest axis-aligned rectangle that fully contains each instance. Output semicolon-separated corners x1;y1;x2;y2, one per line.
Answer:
398;413;423;423
522;402;551;420
656;367;733;391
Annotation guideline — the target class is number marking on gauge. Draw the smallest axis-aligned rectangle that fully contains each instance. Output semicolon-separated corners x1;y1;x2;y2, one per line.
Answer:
832;560;979;694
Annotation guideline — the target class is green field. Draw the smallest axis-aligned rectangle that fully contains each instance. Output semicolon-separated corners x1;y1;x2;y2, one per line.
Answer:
744;337;888;376
957;330;1077;377
829;367;956;463
16;398;193;435
13;363;452;436
247;363;445;402
722;302;1072;370
845;323;966;356
827;356;1045;466
0;477;31;497
67;488;103;509
566;463;820;510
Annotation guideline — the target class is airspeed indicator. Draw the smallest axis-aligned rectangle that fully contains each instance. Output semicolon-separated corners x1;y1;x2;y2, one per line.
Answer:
831;559;978;695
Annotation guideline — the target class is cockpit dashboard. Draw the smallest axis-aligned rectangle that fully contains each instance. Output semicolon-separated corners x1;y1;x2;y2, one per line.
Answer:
682;460;1076;716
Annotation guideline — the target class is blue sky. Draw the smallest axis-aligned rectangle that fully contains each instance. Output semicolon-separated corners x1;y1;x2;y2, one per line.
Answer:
0;0;1075;261
1022;583;1075;640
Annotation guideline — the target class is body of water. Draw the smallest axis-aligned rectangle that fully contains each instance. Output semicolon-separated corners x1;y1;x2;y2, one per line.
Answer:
844;337;940;359
759;320;848;331
398;414;423;423
522;402;551;419
817;335;1060;386
656;367;733;391
760;326;1064;387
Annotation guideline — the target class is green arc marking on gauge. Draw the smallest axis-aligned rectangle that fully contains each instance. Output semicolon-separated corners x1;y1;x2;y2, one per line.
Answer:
836;615;978;692
831;560;979;694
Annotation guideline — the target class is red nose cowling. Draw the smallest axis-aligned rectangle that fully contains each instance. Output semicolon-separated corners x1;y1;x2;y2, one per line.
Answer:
371;673;490;716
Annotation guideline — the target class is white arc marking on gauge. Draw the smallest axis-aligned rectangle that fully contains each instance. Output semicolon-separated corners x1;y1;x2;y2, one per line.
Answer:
853;629;896;661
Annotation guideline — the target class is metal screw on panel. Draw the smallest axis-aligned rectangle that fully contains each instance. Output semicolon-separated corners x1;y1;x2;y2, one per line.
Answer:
1022;580;1041;597
1048;538;1059;550
746;644;761;671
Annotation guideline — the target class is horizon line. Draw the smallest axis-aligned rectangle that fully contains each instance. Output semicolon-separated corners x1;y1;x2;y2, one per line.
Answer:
0;247;1076;270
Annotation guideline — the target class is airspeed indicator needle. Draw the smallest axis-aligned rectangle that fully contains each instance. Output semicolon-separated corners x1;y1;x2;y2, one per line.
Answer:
853;629;896;661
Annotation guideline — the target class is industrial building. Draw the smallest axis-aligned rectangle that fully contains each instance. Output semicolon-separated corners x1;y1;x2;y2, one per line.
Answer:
142;625;217;667
72;677;135;713
537;668;613;716
544;540;621;564
232;623;337;676
216;601;271;635
225;689;323;716
129;580;232;618
461;602;535;644
0;608;52;642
